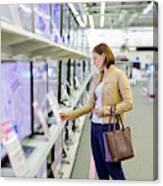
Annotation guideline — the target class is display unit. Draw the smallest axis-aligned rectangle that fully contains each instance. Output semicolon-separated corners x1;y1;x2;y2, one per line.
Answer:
34;4;51;38
132;61;141;69
69;11;75;48
72;59;77;90
47;61;59;99
61;3;69;45
75;60;84;84
77;28;84;51
0;60;33;159
32;61;49;134
82;60;86;80
67;59;75;95
51;3;61;44
58;60;70;105
0;5;20;25
73;17;79;49
70;60;76;90
17;4;33;31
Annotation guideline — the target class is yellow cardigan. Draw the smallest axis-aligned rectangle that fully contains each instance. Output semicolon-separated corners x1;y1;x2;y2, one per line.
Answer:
67;65;134;124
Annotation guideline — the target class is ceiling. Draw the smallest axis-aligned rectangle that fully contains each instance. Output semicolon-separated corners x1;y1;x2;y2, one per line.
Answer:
72;1;157;29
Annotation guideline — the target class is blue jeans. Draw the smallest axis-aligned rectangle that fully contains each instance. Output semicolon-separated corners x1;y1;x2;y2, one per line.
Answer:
91;122;125;180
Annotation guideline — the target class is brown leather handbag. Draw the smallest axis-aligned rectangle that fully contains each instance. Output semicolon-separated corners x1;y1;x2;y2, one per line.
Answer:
103;113;134;163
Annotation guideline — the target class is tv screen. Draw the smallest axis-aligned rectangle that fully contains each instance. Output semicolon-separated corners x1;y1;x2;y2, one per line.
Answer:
70;60;75;89
58;60;68;103
48;64;58;98
52;4;61;33
0;61;32;158
51;3;61;43
75;61;83;83
62;4;69;44
60;60;68;85
32;62;48;132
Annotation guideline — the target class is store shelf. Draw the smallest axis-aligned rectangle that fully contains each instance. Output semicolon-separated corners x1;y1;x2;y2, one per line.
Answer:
1;74;93;178
1;21;88;59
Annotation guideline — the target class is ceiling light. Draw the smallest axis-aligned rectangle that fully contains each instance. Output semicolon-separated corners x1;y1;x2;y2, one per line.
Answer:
100;2;105;28
68;3;78;16
76;16;87;28
68;3;87;28
100;2;106;15
89;15;94;29
142;1;153;15
100;15;105;28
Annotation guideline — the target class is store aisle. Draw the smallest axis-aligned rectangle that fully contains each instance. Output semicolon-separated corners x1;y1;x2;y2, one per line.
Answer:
71;83;154;180
123;83;155;181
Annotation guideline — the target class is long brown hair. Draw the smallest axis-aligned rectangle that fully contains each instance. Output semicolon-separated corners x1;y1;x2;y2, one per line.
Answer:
93;43;115;82
92;43;115;69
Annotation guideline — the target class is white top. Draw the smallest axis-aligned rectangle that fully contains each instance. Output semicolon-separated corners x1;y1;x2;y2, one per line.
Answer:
92;82;104;124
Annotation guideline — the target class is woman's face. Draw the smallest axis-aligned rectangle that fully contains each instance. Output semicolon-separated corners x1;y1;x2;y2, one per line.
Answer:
92;52;105;71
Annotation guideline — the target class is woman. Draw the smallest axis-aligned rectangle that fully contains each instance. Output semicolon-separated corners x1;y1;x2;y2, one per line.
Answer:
60;43;134;180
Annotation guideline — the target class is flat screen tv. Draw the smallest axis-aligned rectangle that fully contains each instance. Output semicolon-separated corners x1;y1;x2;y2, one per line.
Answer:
32;61;48;133
1;60;33;158
48;63;58;98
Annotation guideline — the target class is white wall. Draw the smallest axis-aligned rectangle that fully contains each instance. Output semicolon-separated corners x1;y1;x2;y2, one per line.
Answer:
86;27;156;68
87;27;154;49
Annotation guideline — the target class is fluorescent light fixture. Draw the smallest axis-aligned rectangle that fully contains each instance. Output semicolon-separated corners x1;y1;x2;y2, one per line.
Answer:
129;47;136;51
101;2;106;14
68;3;78;16
100;2;105;28
76;16;87;27
100;15;105;28
19;5;32;13
68;3;87;28
89;15;94;29
142;1;153;15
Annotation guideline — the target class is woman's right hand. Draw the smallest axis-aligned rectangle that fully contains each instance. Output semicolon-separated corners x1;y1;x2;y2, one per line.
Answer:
59;112;71;121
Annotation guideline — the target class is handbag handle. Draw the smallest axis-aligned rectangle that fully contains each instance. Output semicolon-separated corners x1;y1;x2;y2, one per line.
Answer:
115;114;125;131
108;105;124;131
109;105;118;131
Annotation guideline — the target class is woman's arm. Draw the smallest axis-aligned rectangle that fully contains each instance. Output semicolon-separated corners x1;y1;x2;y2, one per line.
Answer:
60;75;99;121
116;70;134;114
101;70;134;116
66;98;95;120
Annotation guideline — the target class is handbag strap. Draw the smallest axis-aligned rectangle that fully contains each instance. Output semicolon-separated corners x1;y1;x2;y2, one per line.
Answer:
115;114;125;131
109;105;118;131
108;106;125;131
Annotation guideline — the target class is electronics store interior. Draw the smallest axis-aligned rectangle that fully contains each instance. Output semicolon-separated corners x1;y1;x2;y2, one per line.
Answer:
0;1;157;180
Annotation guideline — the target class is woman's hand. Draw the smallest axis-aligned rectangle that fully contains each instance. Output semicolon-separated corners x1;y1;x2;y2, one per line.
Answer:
93;108;103;117
59;112;71;121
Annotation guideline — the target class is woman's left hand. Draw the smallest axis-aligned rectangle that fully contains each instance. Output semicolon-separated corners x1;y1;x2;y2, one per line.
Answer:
93;108;103;117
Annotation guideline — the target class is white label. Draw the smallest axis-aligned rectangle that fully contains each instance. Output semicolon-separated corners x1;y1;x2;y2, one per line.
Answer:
1;120;30;177
33;101;50;140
